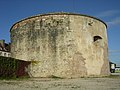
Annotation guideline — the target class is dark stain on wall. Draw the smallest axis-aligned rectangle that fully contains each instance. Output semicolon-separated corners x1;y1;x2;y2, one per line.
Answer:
100;44;110;75
72;52;87;76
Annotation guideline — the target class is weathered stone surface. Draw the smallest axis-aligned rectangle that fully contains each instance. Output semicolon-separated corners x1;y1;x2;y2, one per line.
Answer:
10;13;110;78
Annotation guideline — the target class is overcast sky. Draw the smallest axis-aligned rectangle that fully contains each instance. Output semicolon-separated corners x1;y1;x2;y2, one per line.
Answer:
0;0;120;66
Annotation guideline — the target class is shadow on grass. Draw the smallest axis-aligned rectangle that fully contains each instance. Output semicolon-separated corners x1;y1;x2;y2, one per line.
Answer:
0;76;30;80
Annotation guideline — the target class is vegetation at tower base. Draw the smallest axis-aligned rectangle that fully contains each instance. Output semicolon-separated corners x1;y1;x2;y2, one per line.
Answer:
0;56;31;78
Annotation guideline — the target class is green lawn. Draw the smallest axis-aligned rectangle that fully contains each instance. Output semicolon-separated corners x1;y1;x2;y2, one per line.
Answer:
115;70;120;73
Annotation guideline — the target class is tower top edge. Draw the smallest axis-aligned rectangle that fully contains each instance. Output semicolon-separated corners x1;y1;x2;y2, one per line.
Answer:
10;12;107;32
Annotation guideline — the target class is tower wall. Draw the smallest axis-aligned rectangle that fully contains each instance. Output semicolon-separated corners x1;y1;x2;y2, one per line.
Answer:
10;13;110;78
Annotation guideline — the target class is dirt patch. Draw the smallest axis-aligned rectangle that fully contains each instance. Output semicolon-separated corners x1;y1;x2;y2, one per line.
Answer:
0;77;120;90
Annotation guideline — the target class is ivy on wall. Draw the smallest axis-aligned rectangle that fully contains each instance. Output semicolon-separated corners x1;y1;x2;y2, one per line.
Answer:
0;56;31;78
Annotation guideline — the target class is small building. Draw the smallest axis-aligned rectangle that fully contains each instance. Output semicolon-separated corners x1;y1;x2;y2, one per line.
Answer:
109;62;116;73
115;67;120;70
0;40;11;57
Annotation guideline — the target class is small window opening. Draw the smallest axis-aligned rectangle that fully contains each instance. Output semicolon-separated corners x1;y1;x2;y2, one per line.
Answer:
4;53;6;56
93;36;102;42
88;21;93;26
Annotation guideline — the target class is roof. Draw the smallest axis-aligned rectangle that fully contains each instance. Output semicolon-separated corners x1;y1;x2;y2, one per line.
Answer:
0;40;10;52
10;12;107;32
110;62;116;65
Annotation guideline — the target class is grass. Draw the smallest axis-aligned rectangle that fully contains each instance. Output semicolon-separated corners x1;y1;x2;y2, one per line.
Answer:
107;75;120;79
115;70;120;73
0;74;120;81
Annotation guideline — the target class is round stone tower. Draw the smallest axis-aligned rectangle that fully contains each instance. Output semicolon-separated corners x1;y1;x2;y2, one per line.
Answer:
10;12;110;78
